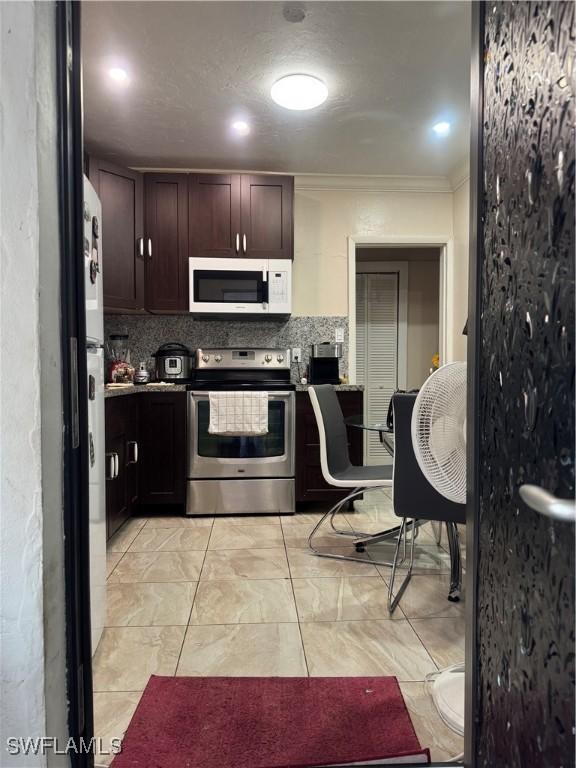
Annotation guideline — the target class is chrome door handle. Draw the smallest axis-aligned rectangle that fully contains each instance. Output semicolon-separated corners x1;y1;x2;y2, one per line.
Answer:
138;237;144;258
235;233;240;254
519;485;575;523
113;453;119;478
242;234;247;254
127;440;139;464
147;238;152;258
106;452;118;479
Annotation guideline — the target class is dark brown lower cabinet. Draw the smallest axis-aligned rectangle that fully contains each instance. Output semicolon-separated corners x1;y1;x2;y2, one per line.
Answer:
295;390;363;504
139;392;187;507
105;391;187;539
105;396;139;539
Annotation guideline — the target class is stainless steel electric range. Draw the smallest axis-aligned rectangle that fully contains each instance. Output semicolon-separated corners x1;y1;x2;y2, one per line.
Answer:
186;348;295;516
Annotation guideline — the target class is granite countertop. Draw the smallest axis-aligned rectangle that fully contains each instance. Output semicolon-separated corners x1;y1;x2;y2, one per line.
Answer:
105;382;364;398
295;383;364;391
104;383;188;398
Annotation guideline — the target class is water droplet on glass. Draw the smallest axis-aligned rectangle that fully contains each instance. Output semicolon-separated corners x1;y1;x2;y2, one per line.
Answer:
526;311;533;338
526;169;533;205
556;149;564;188
560;326;568;361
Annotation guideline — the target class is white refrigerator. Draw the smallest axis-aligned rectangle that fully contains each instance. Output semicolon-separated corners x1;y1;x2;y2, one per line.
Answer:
84;176;106;654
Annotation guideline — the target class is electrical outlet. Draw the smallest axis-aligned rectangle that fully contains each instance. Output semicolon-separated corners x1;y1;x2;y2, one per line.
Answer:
335;327;344;343
292;347;302;363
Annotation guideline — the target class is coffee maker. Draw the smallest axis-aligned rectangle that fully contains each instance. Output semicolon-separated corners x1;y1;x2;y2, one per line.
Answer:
309;342;342;384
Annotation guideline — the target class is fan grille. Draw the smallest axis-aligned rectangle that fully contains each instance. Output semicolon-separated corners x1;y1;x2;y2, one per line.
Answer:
411;362;467;504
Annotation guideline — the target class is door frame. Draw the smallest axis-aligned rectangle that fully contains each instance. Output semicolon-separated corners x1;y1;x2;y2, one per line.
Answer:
348;236;451;384
56;1;95;764
464;3;484;766
54;1;482;764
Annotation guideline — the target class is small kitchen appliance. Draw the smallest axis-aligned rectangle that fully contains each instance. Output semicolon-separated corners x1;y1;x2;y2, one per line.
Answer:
189;257;292;316
152;342;195;382
309;342;342;385
187;348;295;516
106;333;134;383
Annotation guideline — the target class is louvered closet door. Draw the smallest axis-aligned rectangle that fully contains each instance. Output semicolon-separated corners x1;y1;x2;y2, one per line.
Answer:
356;273;399;464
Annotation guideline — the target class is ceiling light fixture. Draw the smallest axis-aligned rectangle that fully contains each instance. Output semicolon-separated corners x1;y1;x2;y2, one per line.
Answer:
271;74;328;111
108;67;130;85
432;121;451;136
231;120;251;136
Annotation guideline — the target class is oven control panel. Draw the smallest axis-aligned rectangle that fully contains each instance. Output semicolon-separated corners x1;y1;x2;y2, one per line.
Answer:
196;348;291;369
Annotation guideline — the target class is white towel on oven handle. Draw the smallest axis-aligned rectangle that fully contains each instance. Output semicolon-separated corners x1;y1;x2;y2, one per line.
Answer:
208;391;269;436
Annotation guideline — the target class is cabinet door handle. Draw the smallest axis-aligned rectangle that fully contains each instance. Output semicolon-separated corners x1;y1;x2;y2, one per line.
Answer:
114;453;119;478
242;234;247;254
235;233;240;254
138;237;145;258
519;484;575;523
147;238;152;259
127;440;139;464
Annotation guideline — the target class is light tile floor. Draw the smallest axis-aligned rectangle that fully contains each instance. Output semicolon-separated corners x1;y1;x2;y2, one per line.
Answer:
94;492;465;765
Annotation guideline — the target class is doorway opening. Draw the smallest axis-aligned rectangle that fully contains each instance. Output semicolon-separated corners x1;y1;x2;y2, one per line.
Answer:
76;3;470;766
354;246;442;465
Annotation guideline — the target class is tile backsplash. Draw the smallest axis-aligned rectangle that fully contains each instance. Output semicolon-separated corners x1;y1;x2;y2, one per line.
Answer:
104;315;349;382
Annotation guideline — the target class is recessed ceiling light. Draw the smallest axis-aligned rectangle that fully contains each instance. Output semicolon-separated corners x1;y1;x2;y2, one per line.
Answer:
271;74;328;111
231;120;251;136
432;121;451;136
108;67;129;85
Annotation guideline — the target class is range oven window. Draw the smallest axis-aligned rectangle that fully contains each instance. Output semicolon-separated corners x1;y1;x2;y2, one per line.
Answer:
197;400;285;458
193;270;266;304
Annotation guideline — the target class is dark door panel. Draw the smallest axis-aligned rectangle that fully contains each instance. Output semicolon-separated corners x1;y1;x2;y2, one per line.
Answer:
88;158;145;312
105;398;129;539
240;174;293;259
189;174;241;258
124;396;139;510
139;393;186;505
145;174;189;312
472;4;575;766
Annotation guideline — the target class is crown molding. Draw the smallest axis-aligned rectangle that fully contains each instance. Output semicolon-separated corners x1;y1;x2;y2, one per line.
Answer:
449;158;470;192
294;174;452;193
129;166;454;194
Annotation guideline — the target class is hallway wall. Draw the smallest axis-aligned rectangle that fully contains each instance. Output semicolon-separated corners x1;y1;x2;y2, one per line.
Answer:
0;2;68;765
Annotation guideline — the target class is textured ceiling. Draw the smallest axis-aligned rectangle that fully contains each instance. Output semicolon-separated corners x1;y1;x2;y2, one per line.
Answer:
82;1;470;176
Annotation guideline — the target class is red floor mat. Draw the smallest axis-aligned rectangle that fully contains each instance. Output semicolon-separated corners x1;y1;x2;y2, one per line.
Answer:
111;676;430;767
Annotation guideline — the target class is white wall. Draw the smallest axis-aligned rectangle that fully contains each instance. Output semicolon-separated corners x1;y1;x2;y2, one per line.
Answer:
452;177;470;360
293;181;453;318
292;176;469;364
0;3;66;766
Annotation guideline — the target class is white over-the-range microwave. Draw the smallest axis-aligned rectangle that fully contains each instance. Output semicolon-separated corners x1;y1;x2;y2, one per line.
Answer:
189;257;292;316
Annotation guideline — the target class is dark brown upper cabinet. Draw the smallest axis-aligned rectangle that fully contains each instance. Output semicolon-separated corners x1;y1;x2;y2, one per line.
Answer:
189;174;241;258
189;173;293;260
88;158;145;312
145;174;189;312
240;175;293;260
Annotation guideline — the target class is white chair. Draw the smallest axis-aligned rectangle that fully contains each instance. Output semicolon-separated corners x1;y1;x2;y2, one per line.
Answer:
307;384;397;566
